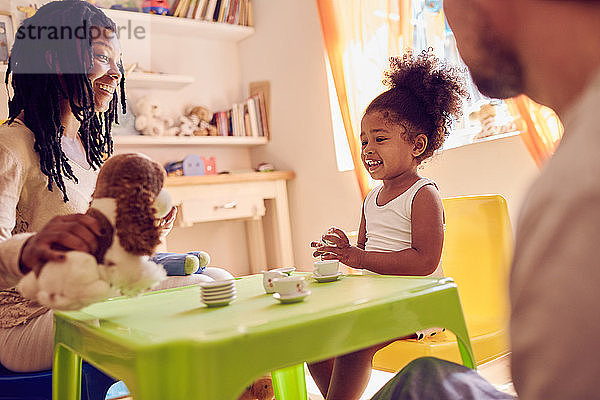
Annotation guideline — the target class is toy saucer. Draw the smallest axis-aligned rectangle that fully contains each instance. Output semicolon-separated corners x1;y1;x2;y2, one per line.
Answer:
273;290;311;304
312;272;343;283
203;295;236;307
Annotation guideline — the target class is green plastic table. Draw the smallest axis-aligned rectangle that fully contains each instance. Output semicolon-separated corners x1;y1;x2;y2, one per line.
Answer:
53;273;474;400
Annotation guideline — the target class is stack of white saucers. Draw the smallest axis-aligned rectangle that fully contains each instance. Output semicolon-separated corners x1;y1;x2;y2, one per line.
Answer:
200;280;236;307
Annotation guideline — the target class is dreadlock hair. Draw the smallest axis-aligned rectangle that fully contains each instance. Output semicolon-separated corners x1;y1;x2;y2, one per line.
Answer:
5;0;127;201
365;49;468;162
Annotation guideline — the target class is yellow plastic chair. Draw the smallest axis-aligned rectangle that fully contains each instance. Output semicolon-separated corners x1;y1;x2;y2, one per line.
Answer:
373;194;513;372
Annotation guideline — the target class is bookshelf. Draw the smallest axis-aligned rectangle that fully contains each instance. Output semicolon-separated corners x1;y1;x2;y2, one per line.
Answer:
2;64;195;91
114;135;268;146
100;6;266;147
102;8;254;42
126;71;195;89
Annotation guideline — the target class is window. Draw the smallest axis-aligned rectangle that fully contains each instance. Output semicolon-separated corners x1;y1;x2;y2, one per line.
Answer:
328;1;520;172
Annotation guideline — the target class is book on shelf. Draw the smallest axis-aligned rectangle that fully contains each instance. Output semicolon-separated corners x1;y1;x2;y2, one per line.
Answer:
249;81;271;139
186;0;199;18
211;92;269;138
194;0;209;19
167;0;251;26
204;0;218;21
218;0;227;22
247;96;260;137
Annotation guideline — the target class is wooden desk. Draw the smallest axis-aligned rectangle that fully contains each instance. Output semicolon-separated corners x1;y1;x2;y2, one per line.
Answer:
53;274;475;400
165;171;295;273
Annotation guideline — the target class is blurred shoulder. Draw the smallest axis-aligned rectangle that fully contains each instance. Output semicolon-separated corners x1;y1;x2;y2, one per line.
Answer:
0;120;37;164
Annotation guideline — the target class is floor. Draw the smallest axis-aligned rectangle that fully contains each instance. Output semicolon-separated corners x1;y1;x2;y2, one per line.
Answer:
306;353;515;400
110;354;514;400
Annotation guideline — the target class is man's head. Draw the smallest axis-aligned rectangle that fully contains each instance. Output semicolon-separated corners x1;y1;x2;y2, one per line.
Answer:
443;1;523;99
444;0;600;109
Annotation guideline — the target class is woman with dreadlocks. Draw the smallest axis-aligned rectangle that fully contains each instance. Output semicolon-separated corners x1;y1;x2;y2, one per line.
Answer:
0;0;128;372
0;0;232;374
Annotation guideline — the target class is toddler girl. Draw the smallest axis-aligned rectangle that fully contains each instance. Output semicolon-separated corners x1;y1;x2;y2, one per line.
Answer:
308;51;467;400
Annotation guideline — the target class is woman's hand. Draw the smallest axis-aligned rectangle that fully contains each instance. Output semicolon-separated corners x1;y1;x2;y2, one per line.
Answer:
310;227;364;268
157;206;177;238
19;214;103;276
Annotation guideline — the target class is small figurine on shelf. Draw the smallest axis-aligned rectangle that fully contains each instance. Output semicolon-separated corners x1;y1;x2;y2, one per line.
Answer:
164;155;216;176
256;162;275;172
182;154;205;176
141;0;169;15
202;156;217;175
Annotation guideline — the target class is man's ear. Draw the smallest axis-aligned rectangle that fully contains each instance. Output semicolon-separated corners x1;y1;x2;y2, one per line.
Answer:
412;134;428;157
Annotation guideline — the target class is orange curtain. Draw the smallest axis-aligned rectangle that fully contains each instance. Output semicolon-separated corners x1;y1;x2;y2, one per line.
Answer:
316;0;410;198
506;96;563;167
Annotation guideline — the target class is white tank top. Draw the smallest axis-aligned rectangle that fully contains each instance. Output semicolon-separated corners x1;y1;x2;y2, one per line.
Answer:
363;178;444;278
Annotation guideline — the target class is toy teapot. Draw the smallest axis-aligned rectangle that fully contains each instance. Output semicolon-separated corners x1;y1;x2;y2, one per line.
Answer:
261;267;296;294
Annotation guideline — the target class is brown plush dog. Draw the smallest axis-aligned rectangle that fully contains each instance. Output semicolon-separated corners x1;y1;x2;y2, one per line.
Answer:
238;376;275;400
17;153;169;310
90;152;168;261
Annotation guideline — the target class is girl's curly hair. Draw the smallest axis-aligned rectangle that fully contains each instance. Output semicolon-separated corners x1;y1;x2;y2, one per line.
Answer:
365;49;468;162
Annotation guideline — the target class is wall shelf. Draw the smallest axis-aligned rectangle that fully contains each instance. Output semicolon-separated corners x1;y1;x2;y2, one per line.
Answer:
114;135;268;146
126;71;195;89
102;8;254;42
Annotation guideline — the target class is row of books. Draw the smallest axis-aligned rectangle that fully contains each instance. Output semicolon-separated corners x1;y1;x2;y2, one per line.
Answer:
170;0;253;26
212;93;269;138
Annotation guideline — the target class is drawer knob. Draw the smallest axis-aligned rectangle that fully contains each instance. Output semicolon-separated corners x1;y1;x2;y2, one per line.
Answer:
214;201;238;210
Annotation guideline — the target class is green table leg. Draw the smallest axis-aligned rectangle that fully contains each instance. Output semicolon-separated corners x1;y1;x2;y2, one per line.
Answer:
272;364;307;400
456;333;476;369
53;343;82;400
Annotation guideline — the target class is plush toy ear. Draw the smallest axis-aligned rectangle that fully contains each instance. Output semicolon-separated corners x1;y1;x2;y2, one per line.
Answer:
115;184;161;255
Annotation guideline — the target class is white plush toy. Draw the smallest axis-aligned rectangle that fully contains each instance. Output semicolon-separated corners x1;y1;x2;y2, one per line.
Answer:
17;153;170;311
133;96;178;136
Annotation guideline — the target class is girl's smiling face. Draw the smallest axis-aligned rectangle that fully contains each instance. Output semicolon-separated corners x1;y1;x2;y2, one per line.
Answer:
360;111;427;181
87;28;122;112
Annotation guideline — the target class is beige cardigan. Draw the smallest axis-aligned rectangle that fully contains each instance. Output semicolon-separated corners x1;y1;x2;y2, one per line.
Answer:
0;120;98;326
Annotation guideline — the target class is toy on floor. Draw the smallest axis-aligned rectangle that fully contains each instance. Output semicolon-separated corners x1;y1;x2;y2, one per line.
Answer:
151;251;211;276
238;375;274;400
17;153;169;310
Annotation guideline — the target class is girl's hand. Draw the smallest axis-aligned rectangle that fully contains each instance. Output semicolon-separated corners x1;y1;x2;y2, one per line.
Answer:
157;206;177;238
310;227;364;268
19;214;103;276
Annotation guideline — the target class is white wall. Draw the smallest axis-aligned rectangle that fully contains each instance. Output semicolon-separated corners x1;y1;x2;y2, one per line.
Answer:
1;0;541;275
240;0;363;271
239;0;541;270
421;135;539;226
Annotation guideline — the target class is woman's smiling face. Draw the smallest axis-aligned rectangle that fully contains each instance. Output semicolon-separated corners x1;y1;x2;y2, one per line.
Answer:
87;28;122;112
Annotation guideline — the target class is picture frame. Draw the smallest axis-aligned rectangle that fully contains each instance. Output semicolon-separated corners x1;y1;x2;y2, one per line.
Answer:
0;11;15;64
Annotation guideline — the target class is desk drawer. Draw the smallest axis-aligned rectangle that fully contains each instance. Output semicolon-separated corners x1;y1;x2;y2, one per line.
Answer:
179;196;266;224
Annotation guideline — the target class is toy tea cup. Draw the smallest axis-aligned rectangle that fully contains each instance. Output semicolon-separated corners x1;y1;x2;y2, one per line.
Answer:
313;259;340;277
271;276;307;296
261;270;288;294
271;267;296;276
